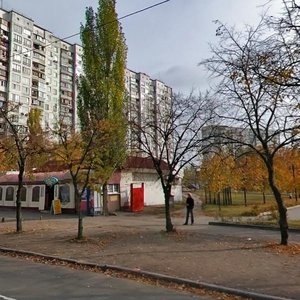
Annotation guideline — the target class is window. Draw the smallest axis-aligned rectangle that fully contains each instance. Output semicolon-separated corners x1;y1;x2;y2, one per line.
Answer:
107;184;120;194
12;94;20;102
12;83;20;91
13;44;22;53
13;54;21;63
12;73;21;83
23;57;31;67
22;77;30;85
59;185;70;203
13;34;22;44
32;186;40;202
5;187;14;201
23;28;31;37
20;187;26;202
22;66;31;75
21;96;29;104
23;38;31;47
22;86;30;95
0;80;6;87
0;187;2;201
12;63;21;73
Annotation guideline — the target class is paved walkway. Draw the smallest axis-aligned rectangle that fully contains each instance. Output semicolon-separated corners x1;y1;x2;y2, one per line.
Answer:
0;205;299;299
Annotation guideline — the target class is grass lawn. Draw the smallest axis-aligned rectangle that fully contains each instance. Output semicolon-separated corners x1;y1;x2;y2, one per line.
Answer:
195;189;300;228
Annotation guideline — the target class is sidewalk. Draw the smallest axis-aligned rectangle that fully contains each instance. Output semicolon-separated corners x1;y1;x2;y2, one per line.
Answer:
0;206;299;299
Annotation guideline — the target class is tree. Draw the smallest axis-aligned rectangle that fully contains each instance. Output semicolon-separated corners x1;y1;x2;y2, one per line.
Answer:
201;20;300;245
0;106;45;232
130;93;216;232
51;122;98;239
78;0;127;215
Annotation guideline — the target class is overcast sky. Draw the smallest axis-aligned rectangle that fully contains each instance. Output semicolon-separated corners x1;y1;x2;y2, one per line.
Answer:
5;0;283;93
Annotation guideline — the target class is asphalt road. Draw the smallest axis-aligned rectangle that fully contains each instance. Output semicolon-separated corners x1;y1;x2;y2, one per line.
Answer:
0;255;213;300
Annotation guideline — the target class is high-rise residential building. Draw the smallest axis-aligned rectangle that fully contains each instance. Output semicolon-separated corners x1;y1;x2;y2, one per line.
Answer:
0;8;172;155
125;69;172;156
0;9;82;133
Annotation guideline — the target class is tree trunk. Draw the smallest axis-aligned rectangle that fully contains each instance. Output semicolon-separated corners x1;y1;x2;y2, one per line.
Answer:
102;182;109;216
164;187;173;232
263;191;266;204
243;188;247;207
204;187;207;204
218;192;221;211
271;183;288;245
74;191;84;240
77;210;84;240
16;164;25;233
267;161;288;245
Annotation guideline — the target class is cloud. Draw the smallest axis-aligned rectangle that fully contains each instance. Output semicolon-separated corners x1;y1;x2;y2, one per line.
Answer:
153;64;212;94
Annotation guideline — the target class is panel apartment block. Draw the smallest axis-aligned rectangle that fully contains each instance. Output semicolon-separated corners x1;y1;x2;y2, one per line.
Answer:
0;8;172;157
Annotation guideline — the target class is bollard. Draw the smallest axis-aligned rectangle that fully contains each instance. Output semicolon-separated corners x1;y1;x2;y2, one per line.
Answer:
1;217;5;223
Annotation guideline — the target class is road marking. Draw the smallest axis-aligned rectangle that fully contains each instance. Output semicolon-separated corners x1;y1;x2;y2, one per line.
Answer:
0;295;16;300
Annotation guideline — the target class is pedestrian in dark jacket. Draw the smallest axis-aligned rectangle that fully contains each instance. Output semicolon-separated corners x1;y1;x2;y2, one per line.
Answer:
183;193;194;225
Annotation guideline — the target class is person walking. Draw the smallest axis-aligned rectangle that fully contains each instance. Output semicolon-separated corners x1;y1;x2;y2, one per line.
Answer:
183;193;194;225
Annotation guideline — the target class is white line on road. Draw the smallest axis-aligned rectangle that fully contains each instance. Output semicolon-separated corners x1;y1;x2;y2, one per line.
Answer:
0;295;16;300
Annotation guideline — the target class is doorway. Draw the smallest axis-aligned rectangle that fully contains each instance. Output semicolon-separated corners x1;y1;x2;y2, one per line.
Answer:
45;185;54;210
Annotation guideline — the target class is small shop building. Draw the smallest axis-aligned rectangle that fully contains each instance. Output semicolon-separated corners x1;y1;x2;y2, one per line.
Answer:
0;156;182;213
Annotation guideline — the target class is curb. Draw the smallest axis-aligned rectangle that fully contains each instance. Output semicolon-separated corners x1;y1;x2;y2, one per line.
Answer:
0;246;292;300
208;222;300;233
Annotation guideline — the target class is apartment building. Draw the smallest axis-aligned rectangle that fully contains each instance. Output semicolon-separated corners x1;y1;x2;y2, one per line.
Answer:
201;124;280;157
0;9;79;133
125;69;172;156
0;9;172;155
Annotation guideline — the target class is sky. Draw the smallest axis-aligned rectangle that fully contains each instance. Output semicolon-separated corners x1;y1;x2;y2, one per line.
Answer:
4;0;283;93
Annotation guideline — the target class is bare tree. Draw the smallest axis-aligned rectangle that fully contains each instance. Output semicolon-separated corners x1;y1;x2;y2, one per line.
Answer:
201;20;300;245
130;93;216;232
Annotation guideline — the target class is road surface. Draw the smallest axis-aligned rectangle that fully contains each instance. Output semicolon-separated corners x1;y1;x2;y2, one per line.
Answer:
0;255;213;300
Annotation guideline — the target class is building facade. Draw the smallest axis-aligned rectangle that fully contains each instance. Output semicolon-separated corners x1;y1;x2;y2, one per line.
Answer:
125;69;172;156
0;9;172;155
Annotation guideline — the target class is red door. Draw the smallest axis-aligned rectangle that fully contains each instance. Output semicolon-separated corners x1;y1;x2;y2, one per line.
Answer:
131;183;144;212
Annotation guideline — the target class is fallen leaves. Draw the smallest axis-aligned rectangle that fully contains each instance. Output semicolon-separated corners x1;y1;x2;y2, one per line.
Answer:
265;242;300;256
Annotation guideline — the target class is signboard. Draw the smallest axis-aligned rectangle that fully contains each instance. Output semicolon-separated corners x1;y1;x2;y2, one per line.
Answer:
44;176;59;187
52;199;62;215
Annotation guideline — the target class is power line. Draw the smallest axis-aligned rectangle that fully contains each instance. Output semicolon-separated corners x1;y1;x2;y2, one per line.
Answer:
10;0;171;60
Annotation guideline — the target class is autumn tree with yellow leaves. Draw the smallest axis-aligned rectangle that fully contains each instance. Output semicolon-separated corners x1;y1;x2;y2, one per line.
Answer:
201;15;300;245
0;107;46;232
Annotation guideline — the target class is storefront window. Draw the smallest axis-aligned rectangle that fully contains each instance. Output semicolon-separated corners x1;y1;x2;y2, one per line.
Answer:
20;186;26;202
5;187;14;201
32;186;40;202
107;184;120;194
59;185;70;203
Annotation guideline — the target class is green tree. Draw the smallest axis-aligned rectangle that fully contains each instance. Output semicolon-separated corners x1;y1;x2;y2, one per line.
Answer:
78;0;127;215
